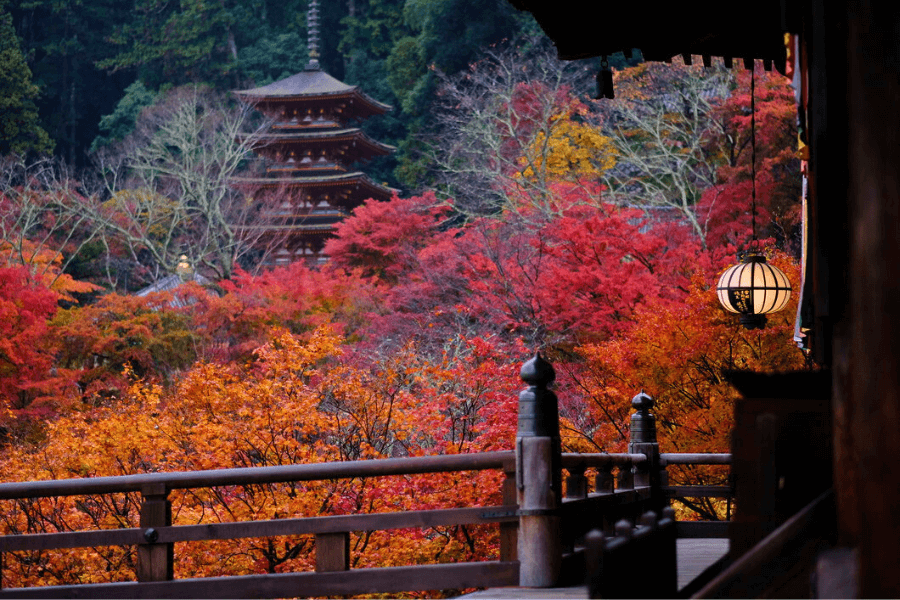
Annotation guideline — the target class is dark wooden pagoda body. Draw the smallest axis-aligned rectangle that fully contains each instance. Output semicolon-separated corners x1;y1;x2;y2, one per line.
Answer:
233;64;394;266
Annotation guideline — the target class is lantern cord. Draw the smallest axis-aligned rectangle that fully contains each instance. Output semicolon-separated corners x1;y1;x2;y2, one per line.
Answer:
750;64;757;247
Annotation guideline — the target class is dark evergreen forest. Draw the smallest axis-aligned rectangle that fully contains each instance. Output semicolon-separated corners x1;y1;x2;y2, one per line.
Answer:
1;0;558;190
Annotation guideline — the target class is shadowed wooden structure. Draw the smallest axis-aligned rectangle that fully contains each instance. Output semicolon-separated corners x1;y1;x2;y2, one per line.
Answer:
3;0;898;596
509;0;900;596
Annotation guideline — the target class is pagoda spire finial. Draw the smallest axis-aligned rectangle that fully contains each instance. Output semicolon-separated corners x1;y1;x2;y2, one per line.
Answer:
306;0;321;70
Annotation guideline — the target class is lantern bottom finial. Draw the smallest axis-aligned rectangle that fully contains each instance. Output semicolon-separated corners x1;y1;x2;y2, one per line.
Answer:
740;313;767;330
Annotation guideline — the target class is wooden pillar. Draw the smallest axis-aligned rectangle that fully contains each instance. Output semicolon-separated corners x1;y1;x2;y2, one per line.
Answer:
844;3;900;596
315;532;349;572
516;354;562;588
137;483;173;582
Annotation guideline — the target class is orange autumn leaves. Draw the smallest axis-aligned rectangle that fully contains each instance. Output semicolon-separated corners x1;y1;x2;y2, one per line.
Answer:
0;327;520;587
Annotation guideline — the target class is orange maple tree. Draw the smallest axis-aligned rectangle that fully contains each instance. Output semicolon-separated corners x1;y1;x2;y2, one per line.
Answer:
561;250;808;518
0;327;522;590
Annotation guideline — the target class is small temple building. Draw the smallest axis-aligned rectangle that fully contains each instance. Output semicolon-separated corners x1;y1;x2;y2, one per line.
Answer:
233;0;395;266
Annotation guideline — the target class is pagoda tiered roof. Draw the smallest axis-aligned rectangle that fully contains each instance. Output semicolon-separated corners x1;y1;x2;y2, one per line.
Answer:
232;0;395;265
234;67;392;121
252;128;396;165
232;171;397;207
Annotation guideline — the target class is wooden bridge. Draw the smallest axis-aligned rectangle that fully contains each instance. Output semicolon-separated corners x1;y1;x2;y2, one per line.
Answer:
0;354;803;599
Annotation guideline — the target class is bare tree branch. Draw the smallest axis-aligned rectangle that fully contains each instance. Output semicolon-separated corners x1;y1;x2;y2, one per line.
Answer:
90;85;284;282
595;59;735;248
0;155;101;288
428;39;609;220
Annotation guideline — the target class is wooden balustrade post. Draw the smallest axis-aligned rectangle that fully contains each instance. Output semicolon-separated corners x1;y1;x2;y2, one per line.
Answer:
628;391;663;507
595;463;617;535
616;465;634;491
595;464;614;495
315;533;350;572
516;354;562;588
584;528;604;598
614;518;633;541
566;464;588;500
500;457;518;562
658;507;678;596
137;483;173;582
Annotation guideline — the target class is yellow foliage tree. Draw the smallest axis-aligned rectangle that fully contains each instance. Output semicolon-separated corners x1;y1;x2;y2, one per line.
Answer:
520;112;616;182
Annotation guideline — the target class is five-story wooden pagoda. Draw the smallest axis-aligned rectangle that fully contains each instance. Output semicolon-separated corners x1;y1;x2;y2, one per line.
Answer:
233;0;395;266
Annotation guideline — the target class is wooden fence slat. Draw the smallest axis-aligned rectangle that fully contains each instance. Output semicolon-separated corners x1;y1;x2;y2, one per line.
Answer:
561;488;650;509
560;453;646;469
500;460;518;562
0;529;144;552
663;485;732;498
0;505;518;551
315;533;349;572
660;453;732;465
694;489;835;598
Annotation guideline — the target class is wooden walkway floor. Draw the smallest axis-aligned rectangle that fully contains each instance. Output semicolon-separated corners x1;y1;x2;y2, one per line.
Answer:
458;539;729;599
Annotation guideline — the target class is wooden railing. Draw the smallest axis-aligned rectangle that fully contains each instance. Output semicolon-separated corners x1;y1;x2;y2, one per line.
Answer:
0;354;733;598
559;452;732;539
584;508;679;598
0;453;519;598
695;489;834;598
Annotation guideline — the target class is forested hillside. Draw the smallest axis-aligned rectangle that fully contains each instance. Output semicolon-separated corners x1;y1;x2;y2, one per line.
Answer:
2;0;542;184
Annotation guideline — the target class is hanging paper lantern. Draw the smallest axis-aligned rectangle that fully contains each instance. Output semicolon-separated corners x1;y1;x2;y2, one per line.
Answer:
716;255;792;329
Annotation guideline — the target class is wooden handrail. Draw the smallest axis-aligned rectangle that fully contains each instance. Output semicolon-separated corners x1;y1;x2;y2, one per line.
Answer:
560;452;647;468
0;451;515;500
663;485;732;499
0;451;520;597
1;562;521;599
0;449;733;596
0;346;737;598
693;488;835;598
661;453;731;465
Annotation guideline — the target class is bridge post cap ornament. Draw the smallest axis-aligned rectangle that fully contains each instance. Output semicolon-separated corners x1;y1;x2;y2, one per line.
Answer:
631;390;654;411
517;353;560;438
630;390;658;445
520;353;556;387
